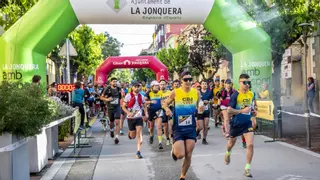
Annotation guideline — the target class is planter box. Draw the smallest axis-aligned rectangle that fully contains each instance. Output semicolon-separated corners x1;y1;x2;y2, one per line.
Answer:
28;129;48;173
46;125;59;159
0;133;30;180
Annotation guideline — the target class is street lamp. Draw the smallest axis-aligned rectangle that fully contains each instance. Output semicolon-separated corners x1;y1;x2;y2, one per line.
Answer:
298;22;313;149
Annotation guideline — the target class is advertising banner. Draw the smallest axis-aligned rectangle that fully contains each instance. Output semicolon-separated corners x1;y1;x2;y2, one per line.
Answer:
70;0;215;24
256;100;274;121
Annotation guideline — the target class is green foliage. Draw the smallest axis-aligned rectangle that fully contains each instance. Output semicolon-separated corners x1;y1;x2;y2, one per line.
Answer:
133;69;155;82
58;121;70;141
102;32;123;59
156;44;189;76
109;69;132;83
69;25;106;77
0;81;53;137
0;0;38;30
178;26;225;80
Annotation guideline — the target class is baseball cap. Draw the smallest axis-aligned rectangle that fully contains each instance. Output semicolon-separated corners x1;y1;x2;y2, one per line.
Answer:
132;82;140;86
214;78;220;82
225;79;232;84
150;80;160;87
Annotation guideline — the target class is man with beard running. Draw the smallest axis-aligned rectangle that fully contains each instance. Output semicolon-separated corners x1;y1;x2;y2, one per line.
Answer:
196;80;213;145
101;77;122;144
145;80;163;149
224;74;257;178
163;71;203;180
122;82;147;159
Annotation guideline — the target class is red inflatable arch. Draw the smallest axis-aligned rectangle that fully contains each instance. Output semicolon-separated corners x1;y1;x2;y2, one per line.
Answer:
95;56;169;84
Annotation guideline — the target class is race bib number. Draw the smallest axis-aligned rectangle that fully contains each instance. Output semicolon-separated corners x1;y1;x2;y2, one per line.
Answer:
130;110;142;118
178;115;193;126
156;110;163;117
110;98;119;105
204;104;209;111
96;101;100;105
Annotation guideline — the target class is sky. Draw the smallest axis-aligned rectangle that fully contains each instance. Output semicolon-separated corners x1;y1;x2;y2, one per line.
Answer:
88;25;155;56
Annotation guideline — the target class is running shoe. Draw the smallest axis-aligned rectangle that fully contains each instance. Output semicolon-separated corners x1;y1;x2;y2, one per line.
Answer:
242;142;247;149
136;151;143;159
120;129;124;135
115;137;119;144
224;152;230;165
244;169;253;178
166;139;170;146
149;136;154;144
110;131;114;138
158;143;164;150
202;139;208;145
171;149;178;161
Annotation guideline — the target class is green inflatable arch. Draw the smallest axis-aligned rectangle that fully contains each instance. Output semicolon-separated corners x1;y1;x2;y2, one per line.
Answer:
0;0;271;91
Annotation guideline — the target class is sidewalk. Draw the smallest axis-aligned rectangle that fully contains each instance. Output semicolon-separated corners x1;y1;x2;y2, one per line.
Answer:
40;119;320;180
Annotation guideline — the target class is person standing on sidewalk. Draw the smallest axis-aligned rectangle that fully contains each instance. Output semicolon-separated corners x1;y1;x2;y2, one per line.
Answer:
224;73;257;178
163;71;203;180
72;82;85;130
101;77;122;144
307;77;316;113
122;82;147;159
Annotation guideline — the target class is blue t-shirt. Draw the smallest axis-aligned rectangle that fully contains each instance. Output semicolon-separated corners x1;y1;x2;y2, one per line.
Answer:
200;89;213;101
72;88;84;104
228;91;255;125
140;91;146;96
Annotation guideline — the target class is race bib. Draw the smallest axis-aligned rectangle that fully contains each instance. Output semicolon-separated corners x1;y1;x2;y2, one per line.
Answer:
130;110;142;118
96;101;100;105
156;110;163;117
110;98;119;105
204;104;209;111
178;115;193;126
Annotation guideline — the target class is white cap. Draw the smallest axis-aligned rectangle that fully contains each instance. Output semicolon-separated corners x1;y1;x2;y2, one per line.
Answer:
150;80;160;87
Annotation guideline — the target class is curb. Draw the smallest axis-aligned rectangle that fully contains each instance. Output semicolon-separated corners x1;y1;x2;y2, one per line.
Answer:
209;118;320;159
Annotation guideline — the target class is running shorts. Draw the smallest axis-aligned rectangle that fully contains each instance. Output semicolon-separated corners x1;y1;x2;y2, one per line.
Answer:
127;118;143;131
173;129;197;143
108;106;121;122
161;107;173;123
197;110;210;120
229;121;253;138
148;109;162;121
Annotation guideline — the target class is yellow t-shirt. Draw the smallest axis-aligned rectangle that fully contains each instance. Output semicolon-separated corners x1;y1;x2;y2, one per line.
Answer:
213;87;221;104
160;90;172;107
259;90;269;99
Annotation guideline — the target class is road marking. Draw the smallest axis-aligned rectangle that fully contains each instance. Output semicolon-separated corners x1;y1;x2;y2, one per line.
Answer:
276;174;315;180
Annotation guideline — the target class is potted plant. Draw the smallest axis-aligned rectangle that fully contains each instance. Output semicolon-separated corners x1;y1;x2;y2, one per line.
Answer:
0;81;53;180
45;96;75;160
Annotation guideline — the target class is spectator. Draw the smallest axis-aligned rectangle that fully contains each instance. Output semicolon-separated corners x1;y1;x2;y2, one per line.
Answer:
307;77;316;113
72;81;85;130
32;75;41;85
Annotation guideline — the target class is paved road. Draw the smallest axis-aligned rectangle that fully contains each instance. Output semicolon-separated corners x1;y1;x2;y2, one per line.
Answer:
42;119;320;180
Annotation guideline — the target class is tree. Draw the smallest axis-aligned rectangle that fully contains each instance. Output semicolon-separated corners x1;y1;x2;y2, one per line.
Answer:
0;0;38;30
237;0;320;105
133;68;155;82
156;44;189;77
178;26;226;80
69;25;106;79
109;69;132;83
102;32;123;59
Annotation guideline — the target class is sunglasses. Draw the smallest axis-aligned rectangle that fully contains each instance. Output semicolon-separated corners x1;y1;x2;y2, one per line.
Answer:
134;85;140;88
241;81;251;85
183;78;193;82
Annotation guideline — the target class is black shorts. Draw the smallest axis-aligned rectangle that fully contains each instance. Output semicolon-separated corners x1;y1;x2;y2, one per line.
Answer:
108;106;121;122
148;109;162;121
229;122;253;138
173;129;197;143
161;107;173;123
197;110;210;120
88;100;94;107
121;108;126;115
127;118;143;131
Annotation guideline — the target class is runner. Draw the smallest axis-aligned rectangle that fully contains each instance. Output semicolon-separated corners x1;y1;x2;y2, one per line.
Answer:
122;82;147;159
212;78;222;127
101;77;122;144
159;79;172;146
217;79;235;138
120;82;128;135
224;73;257;178
145;80;163;149
163;71;203;180
173;79;180;89
196;80;213;145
